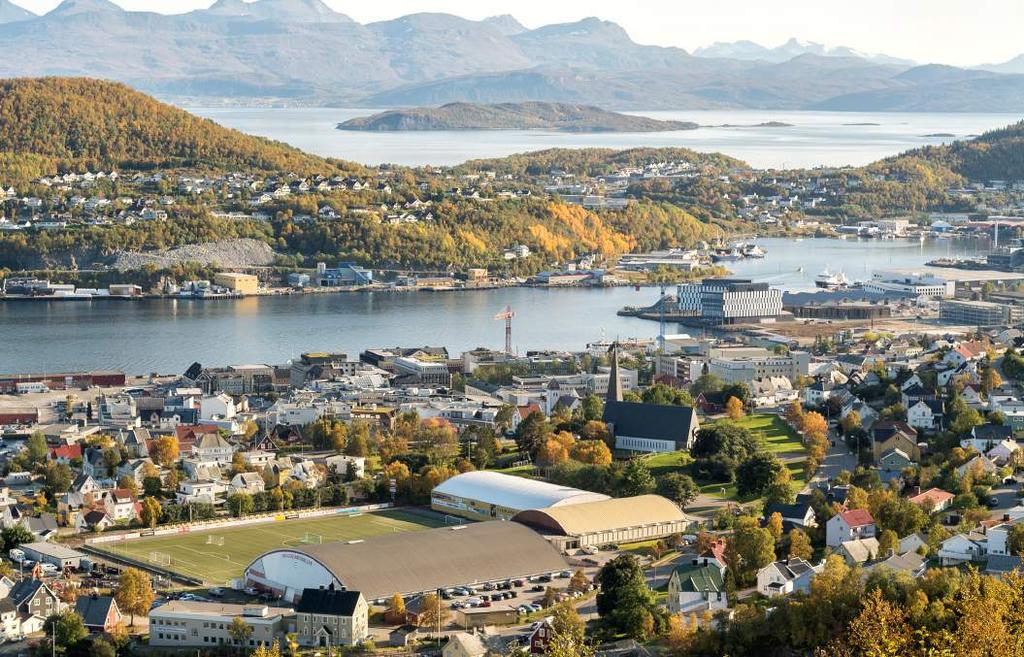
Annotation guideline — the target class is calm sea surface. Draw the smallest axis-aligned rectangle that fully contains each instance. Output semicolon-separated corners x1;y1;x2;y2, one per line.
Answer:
0;238;983;375
190;107;1022;169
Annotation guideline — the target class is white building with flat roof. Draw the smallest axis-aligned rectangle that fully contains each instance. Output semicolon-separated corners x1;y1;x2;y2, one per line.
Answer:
149;602;294;649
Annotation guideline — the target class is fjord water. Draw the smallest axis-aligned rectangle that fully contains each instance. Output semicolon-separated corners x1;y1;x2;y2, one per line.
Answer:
1;239;980;375
191;107;1022;168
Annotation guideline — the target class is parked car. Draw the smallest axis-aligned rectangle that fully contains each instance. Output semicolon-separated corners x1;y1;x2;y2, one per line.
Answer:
209;587;225;597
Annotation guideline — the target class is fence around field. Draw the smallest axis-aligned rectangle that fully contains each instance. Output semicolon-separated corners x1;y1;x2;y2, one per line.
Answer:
83;502;394;546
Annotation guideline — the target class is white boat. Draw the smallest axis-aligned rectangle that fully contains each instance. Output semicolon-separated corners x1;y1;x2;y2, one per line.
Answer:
815;268;849;289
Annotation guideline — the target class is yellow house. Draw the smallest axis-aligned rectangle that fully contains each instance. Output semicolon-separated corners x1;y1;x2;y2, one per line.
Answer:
214;272;259;295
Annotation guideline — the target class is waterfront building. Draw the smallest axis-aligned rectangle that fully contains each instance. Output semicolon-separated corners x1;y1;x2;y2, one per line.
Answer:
213;272;259;296
865;270;954;298
939;300;1024;326
316;262;373;286
678;278;782;325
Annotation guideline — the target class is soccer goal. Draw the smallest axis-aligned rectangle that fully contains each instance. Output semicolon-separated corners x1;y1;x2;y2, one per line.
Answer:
206;535;225;546
149;551;172;567
299;533;323;545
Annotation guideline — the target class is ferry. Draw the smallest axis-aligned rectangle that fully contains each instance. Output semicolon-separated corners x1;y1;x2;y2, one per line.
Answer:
815;268;850;290
711;248;743;262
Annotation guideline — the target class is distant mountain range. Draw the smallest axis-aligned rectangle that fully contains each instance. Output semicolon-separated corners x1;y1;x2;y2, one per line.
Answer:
337;102;698;132
693;38;916;67
1;0;1024;111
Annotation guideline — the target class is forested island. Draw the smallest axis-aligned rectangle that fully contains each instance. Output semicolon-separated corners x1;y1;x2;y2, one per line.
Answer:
337;102;698;132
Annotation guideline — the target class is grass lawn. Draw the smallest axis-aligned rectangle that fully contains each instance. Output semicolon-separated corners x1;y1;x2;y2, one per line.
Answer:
92;509;445;584
644;451;693;477
734;414;805;455
643;414;809;506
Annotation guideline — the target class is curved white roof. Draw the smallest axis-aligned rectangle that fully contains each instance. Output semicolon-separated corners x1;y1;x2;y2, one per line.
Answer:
433;471;609;511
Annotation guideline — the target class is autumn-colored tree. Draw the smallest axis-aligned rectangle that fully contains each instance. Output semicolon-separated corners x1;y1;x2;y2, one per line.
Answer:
569;569;590;593
546;600;594;657
378;434;410;463
139;497;162;528
784;400;804;426
579;420;611;445
114;567;155;626
415;592;448;629
767;512;784;542
538;432;576;466
152;436;179;465
387;593;406;622
801;411;828;444
828;588;913;657
116;475;139;497
840;411;861;436
877;529;899;558
788;528;813;561
571;439;612;465
846;486;870;511
725;396;744;420
252;642;282;657
228;616;253;652
981;366;1002;394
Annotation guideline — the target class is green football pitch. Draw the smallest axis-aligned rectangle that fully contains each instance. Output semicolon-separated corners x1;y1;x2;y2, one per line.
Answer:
91;509;448;584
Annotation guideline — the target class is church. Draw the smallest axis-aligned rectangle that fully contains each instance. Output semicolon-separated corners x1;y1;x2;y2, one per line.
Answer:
602;344;700;453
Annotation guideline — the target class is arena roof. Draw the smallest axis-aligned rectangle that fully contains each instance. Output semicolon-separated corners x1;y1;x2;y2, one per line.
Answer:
511;495;689;536
432;471;609;511
246;521;568;600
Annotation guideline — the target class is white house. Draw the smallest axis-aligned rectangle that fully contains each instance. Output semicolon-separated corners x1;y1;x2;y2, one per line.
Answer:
937;532;987;566
907;399;944;431
199;394;237;421
988;440;1021;466
666;561;727;614
103;489;137;523
826;509;876;548
176;480;226;505
756;558;821;597
193;433;234;464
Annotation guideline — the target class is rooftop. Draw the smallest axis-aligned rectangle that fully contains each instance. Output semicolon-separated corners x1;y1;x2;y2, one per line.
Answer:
432;471;609;511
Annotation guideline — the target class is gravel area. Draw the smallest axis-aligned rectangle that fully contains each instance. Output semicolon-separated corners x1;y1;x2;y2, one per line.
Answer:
109;238;277;271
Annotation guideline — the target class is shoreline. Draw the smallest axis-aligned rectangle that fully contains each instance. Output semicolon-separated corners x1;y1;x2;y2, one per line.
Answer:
0;279;672;303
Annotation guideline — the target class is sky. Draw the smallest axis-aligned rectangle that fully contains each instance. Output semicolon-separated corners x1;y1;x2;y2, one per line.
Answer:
11;0;1024;67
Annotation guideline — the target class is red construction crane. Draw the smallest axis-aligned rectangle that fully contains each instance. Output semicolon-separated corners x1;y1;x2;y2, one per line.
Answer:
494;305;515;354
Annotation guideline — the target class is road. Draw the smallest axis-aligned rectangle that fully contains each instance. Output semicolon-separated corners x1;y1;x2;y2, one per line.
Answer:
814;429;859;484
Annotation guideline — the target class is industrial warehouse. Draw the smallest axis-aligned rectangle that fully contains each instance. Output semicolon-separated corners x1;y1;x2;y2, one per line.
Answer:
429;470;610;521
242;521;568;602
511;495;696;551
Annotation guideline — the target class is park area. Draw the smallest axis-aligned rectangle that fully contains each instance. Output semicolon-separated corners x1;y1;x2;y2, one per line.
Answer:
91;509;447;584
645;413;808;509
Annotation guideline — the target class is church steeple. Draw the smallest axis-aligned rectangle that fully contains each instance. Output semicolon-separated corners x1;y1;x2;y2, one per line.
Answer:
607;342;623;403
